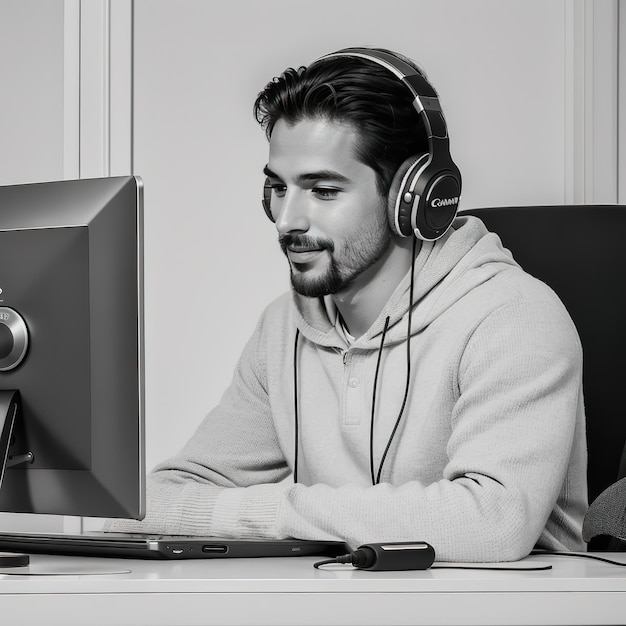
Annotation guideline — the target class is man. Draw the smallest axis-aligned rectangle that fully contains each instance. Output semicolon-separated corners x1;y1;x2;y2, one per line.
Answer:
110;48;587;562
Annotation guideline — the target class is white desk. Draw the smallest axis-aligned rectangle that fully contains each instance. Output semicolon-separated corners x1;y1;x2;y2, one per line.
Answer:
1;552;625;625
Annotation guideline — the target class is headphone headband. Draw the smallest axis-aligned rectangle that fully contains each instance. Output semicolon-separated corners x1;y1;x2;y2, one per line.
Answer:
316;48;448;142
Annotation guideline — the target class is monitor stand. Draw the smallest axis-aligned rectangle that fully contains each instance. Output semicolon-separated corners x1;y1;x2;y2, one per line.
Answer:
0;390;34;482
0;391;131;575
0;389;33;568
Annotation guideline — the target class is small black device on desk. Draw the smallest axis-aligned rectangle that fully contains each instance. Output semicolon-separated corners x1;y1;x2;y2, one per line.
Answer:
314;541;436;570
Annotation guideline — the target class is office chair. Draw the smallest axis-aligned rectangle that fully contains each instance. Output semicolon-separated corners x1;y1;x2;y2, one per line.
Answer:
458;205;626;549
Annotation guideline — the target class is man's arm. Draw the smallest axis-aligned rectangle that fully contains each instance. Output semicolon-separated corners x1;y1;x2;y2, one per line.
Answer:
179;298;585;561
106;312;292;535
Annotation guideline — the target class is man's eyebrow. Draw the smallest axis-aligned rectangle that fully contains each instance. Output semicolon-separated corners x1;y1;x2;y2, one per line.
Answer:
297;170;350;184
262;165;350;184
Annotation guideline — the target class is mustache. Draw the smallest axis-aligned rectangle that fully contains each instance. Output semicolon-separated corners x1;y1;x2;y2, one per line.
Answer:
279;233;335;254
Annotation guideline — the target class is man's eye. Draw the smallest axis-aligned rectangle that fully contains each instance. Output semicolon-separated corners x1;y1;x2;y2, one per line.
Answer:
271;185;287;198
313;187;340;200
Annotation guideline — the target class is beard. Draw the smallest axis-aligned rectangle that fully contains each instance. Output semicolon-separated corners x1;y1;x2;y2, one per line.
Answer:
279;224;391;298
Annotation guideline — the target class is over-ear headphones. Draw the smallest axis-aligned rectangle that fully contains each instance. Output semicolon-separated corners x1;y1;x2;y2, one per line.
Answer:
261;47;462;241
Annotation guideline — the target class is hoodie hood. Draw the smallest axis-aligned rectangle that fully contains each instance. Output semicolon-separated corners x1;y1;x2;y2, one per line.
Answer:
294;216;521;350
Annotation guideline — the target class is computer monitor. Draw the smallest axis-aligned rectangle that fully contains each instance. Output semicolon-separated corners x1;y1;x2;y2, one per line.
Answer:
0;176;144;521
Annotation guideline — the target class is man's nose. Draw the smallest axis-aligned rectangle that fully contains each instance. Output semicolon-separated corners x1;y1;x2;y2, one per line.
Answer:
274;189;310;234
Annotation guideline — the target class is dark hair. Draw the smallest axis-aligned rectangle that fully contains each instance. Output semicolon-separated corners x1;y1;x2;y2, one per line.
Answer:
253;50;431;197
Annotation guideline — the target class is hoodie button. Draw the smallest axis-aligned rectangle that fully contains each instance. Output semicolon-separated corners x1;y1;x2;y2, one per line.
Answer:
349;377;359;388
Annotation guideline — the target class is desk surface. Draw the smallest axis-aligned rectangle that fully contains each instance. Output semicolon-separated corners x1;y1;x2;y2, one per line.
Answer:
1;552;625;626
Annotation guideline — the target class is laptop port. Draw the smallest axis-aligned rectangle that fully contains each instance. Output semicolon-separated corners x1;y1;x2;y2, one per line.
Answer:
202;544;228;554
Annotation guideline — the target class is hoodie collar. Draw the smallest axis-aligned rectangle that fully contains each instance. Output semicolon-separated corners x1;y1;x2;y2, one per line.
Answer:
293;216;519;350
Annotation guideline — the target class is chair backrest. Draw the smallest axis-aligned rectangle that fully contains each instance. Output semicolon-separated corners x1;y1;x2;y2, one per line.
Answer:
458;205;626;504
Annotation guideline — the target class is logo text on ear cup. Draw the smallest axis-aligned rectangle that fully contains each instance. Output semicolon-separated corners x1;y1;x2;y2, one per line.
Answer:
430;197;459;208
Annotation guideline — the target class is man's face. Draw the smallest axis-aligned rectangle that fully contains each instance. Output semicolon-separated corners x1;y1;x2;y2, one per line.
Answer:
264;117;390;298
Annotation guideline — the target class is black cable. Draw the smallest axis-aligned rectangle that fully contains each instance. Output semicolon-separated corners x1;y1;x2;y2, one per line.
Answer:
431;564;553;571
293;328;301;483
530;549;626;567
314;555;358;569
370;316;390;485
374;236;418;485
316;549;626;571
295;236;418;486
314;554;552;571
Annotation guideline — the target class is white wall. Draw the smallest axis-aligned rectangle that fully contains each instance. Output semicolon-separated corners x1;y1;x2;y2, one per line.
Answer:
0;0;65;185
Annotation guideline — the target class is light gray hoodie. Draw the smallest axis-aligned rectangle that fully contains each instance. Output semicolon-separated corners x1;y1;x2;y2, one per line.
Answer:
110;216;588;562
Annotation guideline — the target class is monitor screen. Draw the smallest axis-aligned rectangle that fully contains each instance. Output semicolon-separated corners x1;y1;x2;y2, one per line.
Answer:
0;176;144;520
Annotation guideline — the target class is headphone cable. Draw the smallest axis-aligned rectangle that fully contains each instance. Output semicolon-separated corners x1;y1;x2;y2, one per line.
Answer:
293;236;418;485
370;316;391;485
372;236;418;484
293;328;301;483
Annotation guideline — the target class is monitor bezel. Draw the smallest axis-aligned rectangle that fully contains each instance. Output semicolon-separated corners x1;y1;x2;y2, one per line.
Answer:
0;175;145;520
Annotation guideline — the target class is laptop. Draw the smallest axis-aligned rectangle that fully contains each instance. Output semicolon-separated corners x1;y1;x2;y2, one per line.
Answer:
0;531;348;560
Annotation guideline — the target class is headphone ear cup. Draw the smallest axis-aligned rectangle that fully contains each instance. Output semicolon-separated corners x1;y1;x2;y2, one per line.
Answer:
262;177;274;222
387;154;428;237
